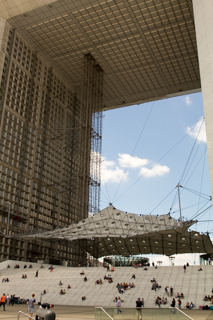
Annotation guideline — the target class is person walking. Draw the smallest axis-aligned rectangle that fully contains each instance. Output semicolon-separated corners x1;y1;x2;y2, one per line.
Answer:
141;298;144;308
183;265;186;273
1;293;6;311
178;298;181;309
116;297;122;314
27;293;36;318
136;298;143;320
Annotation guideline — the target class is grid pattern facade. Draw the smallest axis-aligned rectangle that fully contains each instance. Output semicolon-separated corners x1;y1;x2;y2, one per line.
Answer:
0;25;102;266
6;0;201;110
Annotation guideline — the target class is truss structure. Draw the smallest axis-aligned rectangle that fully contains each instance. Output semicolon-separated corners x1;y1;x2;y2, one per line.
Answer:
82;53;103;216
15;205;213;258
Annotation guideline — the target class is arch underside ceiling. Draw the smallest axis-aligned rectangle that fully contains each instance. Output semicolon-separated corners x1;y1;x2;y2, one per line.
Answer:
4;0;200;111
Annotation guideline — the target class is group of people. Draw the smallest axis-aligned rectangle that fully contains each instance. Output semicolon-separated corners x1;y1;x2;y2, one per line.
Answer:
23;264;33;268
164;286;174;296
176;292;184;299
95;279;102;285
2;262;205;314
156;297;194;309
117;282;135;293
104;275;113;283
186;302;195;309
94;275;115;285
155;296;167;306
59;289;66;295
22;274;27;279
58;281;72;289
204;294;213;301
132;263;149;268
0;294;16;310
183;262;190;272
7;263;34;269
115;297;145;317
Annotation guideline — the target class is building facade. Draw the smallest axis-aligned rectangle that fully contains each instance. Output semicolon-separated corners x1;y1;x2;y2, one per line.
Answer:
0;20;102;265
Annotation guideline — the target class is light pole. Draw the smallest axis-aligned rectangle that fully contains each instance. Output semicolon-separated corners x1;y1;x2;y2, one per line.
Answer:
6;202;11;237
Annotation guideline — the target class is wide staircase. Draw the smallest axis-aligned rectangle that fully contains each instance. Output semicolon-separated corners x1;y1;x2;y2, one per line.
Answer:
0;260;213;309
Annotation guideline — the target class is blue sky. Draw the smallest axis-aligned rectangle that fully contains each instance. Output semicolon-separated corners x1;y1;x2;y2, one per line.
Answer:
100;92;212;265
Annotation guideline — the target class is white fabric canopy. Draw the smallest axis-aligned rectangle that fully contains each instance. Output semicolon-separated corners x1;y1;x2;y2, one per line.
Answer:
15;206;213;258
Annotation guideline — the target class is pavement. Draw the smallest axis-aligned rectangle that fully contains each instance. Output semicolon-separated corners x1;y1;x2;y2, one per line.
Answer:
0;304;213;320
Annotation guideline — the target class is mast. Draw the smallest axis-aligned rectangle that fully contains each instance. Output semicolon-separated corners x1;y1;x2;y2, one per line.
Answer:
177;183;183;226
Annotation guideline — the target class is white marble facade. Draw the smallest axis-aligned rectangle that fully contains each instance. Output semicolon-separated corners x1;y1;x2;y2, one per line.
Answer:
193;0;213;199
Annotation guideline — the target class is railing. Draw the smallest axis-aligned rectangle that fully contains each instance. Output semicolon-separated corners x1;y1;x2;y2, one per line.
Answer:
95;307;113;320
173;307;194;320
95;307;194;320
17;310;35;320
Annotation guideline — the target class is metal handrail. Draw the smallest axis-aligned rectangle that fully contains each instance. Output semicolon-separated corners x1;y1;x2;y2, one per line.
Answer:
17;310;35;320
95;307;113;320
173;307;194;320
96;307;194;320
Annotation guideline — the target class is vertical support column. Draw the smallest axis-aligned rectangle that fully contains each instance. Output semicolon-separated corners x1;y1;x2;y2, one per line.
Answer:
82;53;103;217
193;0;213;197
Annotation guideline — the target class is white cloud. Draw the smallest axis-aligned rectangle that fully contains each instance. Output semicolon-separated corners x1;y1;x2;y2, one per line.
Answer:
186;118;206;143
101;156;129;184
139;163;170;178
100;153;170;183
118;153;149;168
184;96;192;105
102;158;115;168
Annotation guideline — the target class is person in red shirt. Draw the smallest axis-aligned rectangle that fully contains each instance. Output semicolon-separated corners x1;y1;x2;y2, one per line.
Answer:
1;293;6;311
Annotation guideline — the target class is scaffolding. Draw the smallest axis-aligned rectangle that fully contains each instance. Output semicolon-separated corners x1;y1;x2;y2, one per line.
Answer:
82;53;103;216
